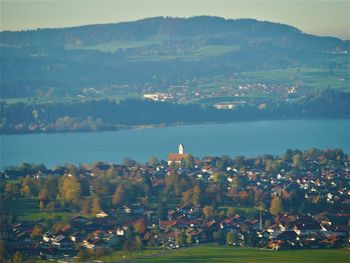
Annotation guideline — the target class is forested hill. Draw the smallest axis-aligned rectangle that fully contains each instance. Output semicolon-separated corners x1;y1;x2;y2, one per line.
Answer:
1;16;349;98
1;16;345;49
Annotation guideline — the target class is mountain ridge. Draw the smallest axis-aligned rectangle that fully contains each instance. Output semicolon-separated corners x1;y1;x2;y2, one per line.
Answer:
1;16;346;48
1;16;348;99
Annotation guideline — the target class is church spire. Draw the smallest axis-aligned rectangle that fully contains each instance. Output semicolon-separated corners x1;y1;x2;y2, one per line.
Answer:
178;144;184;154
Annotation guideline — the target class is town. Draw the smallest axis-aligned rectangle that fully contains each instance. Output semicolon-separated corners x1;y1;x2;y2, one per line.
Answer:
1;146;349;262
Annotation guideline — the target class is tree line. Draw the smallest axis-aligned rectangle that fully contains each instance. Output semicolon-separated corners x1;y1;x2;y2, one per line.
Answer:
1;89;349;134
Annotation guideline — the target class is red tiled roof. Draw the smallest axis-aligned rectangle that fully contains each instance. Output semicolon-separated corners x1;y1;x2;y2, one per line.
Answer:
168;153;190;162
159;220;177;228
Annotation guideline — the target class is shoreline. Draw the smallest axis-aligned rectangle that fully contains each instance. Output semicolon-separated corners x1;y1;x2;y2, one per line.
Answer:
1;116;349;136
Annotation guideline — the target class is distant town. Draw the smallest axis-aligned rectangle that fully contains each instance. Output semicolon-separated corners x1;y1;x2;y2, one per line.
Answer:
1;146;349;262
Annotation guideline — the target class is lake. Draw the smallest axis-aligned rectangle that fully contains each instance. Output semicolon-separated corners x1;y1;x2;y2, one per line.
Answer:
1;119;349;168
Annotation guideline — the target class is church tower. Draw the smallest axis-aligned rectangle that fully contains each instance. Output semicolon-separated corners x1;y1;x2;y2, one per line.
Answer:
178;144;184;155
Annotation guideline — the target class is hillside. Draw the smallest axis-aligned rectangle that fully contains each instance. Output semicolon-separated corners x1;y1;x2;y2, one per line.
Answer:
1;16;349;99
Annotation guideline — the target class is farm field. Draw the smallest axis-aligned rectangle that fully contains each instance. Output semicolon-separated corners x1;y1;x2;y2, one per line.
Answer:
133;246;350;263
4;197;78;221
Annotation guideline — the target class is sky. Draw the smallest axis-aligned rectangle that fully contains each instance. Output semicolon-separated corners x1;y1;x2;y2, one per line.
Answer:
1;0;349;39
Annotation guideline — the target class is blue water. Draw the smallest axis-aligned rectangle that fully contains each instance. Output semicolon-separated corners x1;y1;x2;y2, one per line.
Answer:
1;119;349;168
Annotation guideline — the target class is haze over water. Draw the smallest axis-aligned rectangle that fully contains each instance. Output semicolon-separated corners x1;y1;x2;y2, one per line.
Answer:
1;119;349;168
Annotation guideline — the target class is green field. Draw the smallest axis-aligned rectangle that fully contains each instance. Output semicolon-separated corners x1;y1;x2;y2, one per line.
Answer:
4;198;73;221
0;93;142;105
133;246;350;263
199;66;349;90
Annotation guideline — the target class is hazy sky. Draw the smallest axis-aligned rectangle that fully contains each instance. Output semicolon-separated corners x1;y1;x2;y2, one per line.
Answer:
1;0;349;39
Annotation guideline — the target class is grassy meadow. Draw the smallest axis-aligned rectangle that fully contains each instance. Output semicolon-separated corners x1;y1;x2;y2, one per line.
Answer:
133;246;350;263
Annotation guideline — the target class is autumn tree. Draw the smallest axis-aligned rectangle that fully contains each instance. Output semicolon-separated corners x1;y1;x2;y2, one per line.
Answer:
212;173;226;183
43;176;59;199
226;207;236;217
0;240;7;263
5;182;20;200
269;196;284;215
20;176;39;197
112;185;124;206
203;205;213;219
182;189;193;204
80;199;91;215
226;231;234;245
134;219;146;234
192;185;202;206
75;250;90;262
91;195;102;215
12;251;24;263
58;174;81;206
292;153;302;168
39;200;45;210
31;225;44;239
175;230;186;247
187;234;193;247
39;189;50;204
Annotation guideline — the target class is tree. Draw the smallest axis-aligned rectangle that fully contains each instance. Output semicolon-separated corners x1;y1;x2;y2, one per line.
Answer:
142;175;152;197
215;159;225;170
185;155;196;169
226;230;239;246
20;176;39;197
226;207;236;217
176;230;186;247
187;234;193;247
53;221;66;234
39;189;49;203
0;240;6;263
148;156;159;167
12;251;24;263
39;200;45;210
43;176;59;199
269;196;284;215
212;173;226;183
157;201;168;220
247;231;258;247
123;239;134;257
264;159;274;172
226;231;234;245
292;153;302;168
91;195;102;215
203;206;213;219
123;158;137;167
80;199;91;215
18;162;33;175
94;247;106;259
135;235;144;255
58;174;81;205
112;185;123;206
31;225;44;238
182;189;192;204
192;185;202;206
134;219;146;234
213;229;225;245
5;182;20;200
75;250;90;262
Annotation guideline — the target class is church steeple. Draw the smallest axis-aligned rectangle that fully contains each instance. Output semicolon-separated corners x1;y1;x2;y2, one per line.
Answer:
178;144;184;155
